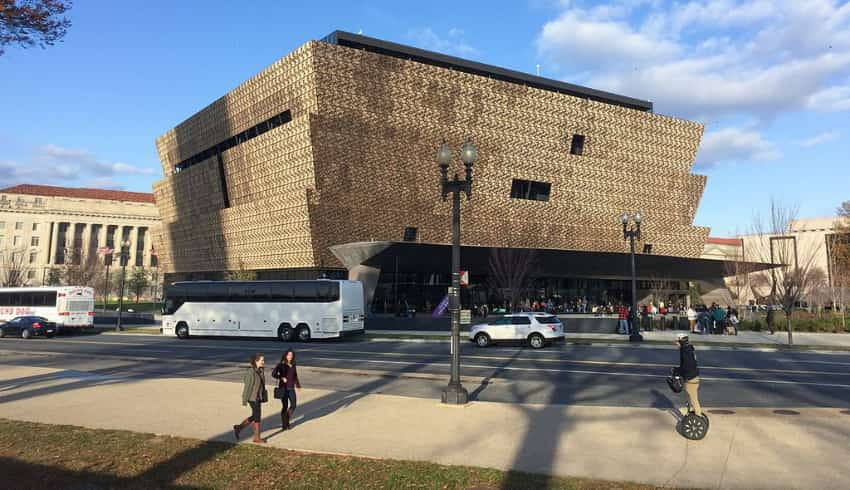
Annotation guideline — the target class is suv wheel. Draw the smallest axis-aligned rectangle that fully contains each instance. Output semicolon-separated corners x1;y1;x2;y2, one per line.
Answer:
176;323;189;339
474;332;491;348
21;328;31;340
0;327;5;338
528;333;545;349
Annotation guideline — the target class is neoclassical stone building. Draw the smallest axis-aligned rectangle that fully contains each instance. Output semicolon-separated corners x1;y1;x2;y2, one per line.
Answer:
0;184;161;285
153;31;742;311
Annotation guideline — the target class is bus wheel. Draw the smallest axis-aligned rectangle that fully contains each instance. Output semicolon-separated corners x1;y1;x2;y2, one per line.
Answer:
176;323;189;339
296;324;311;342
278;324;294;342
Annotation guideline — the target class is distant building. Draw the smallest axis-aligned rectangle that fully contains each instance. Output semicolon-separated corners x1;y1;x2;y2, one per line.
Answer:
0;184;161;286
702;217;849;306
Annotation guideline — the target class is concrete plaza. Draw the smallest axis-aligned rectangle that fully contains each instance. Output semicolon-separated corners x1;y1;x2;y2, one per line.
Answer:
1;365;848;489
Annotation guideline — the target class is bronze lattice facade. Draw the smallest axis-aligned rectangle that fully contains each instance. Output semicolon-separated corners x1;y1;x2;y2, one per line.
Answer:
153;31;709;282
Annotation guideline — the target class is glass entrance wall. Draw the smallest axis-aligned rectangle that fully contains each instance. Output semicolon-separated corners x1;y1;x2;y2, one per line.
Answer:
369;270;688;315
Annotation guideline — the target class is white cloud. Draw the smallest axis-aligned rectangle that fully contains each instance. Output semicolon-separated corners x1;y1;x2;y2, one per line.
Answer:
85;176;125;190
806;84;850;112
539;12;679;69
796;130;840;147
536;1;850;119
40;144;154;176
407;27;480;58
0;144;155;190
694;127;780;169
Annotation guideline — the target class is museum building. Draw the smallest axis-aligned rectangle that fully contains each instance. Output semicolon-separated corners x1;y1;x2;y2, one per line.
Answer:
153;30;747;312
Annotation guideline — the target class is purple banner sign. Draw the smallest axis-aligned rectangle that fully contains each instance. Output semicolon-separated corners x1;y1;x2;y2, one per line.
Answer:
432;294;449;318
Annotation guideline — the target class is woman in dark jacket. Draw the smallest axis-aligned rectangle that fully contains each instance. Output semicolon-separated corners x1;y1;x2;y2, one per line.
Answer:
234;353;266;443
272;349;302;430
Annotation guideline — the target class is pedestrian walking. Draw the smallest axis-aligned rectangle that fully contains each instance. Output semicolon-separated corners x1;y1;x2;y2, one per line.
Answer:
234;353;267;444
272;349;302;431
766;306;775;334
674;333;702;417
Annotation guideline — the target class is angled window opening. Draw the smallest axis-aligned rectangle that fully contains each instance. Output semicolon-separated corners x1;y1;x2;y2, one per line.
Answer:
570;134;586;155
510;179;551;202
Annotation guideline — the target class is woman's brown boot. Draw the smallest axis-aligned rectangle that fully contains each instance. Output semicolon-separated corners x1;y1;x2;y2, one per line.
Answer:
233;418;250;441
252;422;265;444
286;409;294;430
281;412;288;431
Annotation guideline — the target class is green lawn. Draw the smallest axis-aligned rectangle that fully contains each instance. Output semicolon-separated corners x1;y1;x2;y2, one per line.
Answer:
0;419;670;490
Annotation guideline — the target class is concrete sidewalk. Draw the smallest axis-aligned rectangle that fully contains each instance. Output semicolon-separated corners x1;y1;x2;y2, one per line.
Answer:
1;366;848;489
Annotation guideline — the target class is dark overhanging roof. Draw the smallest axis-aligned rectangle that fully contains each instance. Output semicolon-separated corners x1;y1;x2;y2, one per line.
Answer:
320;30;654;113
331;241;775;281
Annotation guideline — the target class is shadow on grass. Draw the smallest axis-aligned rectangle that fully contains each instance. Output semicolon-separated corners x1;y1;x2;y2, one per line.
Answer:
0;456;204;489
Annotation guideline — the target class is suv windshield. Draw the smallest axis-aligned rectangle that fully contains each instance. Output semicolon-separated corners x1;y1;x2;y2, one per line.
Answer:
536;316;561;324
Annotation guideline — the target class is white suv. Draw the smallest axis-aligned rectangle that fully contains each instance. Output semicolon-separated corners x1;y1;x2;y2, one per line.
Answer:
469;313;565;349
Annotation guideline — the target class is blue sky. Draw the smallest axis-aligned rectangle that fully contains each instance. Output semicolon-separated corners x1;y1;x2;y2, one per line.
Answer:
1;0;848;236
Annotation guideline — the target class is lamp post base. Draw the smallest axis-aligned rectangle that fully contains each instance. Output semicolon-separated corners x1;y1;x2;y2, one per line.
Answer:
629;333;644;342
441;384;469;405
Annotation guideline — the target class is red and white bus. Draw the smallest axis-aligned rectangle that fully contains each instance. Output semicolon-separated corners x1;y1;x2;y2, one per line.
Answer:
0;286;95;330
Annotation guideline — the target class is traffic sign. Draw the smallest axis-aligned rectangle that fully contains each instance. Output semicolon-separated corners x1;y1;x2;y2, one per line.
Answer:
460;270;469;286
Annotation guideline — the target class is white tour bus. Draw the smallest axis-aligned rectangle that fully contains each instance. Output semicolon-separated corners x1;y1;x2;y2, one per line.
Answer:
0;286;95;330
161;280;365;341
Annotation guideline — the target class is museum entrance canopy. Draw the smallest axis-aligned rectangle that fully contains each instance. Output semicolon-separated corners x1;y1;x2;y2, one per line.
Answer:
331;241;775;281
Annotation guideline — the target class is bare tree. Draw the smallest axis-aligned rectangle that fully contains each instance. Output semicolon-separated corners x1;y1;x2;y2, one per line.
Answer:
830;200;850;329
62;247;103;287
488;247;538;312
0;246;31;287
722;243;750;309
646;275;667;306
0;0;73;56
748;199;823;344
805;267;830;318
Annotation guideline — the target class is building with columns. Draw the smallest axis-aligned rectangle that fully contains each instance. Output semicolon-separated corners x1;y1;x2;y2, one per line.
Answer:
0;184;161;286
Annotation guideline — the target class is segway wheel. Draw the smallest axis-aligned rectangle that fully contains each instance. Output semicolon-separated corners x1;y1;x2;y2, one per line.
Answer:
681;413;709;440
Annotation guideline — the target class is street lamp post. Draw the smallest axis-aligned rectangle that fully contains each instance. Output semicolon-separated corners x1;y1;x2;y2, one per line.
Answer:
621;212;643;342
437;137;477;405
116;240;131;332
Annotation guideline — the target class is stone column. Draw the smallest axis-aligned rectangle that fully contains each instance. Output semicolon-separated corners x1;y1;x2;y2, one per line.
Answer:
81;223;91;260
49;221;61;265
98;224;107;255
128;226;138;267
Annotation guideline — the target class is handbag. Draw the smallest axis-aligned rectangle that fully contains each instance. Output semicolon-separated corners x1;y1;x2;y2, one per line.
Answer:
274;387;284;399
259;388;269;403
667;368;684;393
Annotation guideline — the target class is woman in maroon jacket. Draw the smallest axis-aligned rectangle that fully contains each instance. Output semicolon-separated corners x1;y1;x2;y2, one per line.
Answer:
272;349;301;430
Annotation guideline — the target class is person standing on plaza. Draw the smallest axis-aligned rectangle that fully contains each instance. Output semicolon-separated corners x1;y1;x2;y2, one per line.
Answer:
234;353;267;444
617;304;629;334
712;305;726;334
766;306;775;334
272;349;302;430
687;305;697;333
674;333;702;416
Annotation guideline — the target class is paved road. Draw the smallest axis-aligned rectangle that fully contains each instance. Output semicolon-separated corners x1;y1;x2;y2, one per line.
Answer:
1;333;849;409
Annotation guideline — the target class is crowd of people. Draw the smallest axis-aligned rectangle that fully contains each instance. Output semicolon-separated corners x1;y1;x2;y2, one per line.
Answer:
685;303;741;335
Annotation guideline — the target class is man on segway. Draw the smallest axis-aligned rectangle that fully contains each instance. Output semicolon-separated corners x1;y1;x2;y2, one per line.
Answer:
671;333;709;439
674;333;701;415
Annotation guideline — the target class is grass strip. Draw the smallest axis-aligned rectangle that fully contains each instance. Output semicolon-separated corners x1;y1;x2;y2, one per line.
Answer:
0;418;672;490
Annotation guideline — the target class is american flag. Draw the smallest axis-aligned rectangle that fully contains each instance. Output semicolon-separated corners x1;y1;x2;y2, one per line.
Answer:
97;246;114;256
